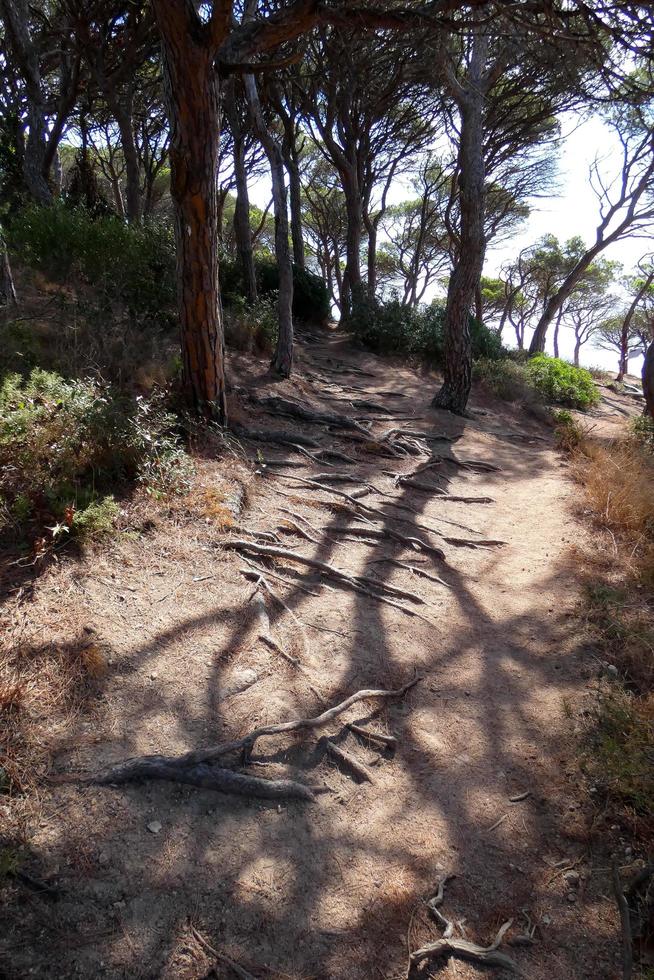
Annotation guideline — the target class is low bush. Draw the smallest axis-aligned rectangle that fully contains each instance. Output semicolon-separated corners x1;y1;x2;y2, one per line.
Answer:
7;202;176;321
345;296;505;366
475;355;600;411
0;370;193;551
632;414;654;454
473;357;536;404
526;354;599;410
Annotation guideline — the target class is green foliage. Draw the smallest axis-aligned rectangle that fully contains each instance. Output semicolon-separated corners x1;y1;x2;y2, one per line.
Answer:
7;202;176;320
473;357;535;403
220;257;331;325
345;296;504;366
526;354;600;409
0;370;192;548
586;691;654;818
553;409;585;451
632;415;654;453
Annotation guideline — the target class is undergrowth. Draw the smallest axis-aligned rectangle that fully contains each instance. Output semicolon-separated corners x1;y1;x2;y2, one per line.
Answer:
0;369;193;556
475;354;600;411
567;420;654;842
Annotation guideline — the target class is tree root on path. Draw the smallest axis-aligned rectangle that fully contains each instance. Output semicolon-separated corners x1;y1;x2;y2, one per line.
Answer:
432;453;501;473
347;722;397;750
326;524;446;563
224;540;435;621
366;557;450;589
231;425;319;449
92;680;421;798
248;393;370;433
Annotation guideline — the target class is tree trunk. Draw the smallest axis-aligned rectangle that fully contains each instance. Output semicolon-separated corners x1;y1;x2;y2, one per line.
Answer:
643;340;654;418
573;341;581;367
341;170;364;314
617;269;654;381
114;95;142;223
232;132;258;303
287;152;305;269
432;65;486;415
155;8;226;422
243;72;293;378
529;248;601;355
0;229;17;307
366;217;377;302
474;282;482;324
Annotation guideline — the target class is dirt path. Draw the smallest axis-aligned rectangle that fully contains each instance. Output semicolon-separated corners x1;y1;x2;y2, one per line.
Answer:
2;333;629;979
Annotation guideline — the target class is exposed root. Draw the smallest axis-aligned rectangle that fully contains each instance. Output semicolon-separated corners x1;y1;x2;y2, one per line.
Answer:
225;540;434;619
249;393;370;433
432;453;501;473
91;679;421;799
366;557;450;589
231;425;319;449
96;759;316;800
327;523;446;563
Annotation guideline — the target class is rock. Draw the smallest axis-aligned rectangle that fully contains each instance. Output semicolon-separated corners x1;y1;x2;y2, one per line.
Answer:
219;668;259;700
566;892;577;903
542;914;552;926
150;672;158;680
147;821;162;834
563;870;580;887
98;851;110;866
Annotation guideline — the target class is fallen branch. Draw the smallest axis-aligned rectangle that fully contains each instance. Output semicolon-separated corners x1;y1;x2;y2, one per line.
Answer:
324;738;374;783
347;722;397;750
190;923;258;980
612;859;633;980
410;920;517;973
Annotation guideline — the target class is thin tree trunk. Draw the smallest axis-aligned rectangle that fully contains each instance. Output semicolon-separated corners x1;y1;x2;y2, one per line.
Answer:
287;153;305;268
553;308;563;358
617;269;654;381
573;341;581;367
474;282;482;324
643;340;654;418
154;7;226;423
432;59;486;415
0;229;17;307
342;170;364;314
233;132;258;303
366;217;377;302
244;72;293;378
114;96;142;223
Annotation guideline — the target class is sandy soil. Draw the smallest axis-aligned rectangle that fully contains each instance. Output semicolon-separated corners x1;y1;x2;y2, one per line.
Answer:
1;333;642;979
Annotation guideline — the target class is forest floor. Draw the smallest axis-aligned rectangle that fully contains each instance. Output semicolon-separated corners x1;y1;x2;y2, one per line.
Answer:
0;328;644;980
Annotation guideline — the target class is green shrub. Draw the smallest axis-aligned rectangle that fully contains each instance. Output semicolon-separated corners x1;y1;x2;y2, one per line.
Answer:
345;297;504;366
220;257;331;325
473;357;536;403
7;202;175;320
526;354;599;410
553;409;585;451
632;415;654;453
0;370;192;548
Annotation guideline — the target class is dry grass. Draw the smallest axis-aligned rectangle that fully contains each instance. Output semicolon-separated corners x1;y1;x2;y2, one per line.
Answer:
0;620;104;802
569;427;654;836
